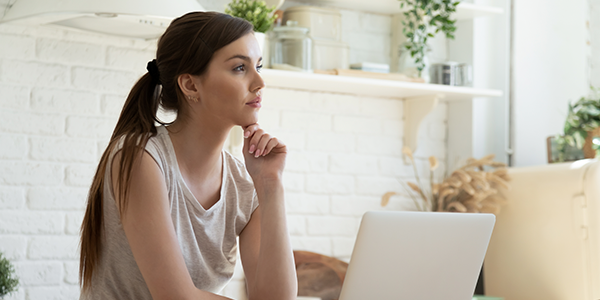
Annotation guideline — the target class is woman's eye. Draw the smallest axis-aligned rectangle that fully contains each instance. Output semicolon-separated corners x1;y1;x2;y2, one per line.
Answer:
234;64;245;72
256;64;263;72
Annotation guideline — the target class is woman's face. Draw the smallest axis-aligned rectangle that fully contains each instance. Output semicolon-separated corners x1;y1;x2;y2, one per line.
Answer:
192;32;264;128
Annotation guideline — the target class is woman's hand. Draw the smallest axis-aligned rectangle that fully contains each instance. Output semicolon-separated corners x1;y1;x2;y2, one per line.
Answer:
242;123;287;183
240;124;297;300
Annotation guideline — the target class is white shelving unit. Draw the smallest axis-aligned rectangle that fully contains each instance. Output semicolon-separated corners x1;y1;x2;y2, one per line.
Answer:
261;68;502;153
265;1;506;153
261;69;501;101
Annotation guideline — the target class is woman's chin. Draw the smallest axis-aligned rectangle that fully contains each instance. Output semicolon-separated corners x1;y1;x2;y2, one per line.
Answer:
244;113;259;126
239;117;259;128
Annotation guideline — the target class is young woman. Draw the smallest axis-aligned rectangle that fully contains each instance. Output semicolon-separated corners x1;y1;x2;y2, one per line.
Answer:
79;11;297;300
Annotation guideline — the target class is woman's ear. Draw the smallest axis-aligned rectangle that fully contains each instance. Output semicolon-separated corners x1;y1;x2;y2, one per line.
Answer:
177;74;200;101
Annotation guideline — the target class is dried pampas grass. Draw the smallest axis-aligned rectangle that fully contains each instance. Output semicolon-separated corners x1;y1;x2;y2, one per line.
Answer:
381;191;397;207
429;156;439;171
382;150;511;216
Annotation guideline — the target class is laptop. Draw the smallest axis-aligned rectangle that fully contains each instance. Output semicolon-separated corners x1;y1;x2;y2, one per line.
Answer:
338;211;496;300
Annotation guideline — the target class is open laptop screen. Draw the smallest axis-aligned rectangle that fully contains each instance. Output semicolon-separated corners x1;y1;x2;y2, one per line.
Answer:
338;211;495;300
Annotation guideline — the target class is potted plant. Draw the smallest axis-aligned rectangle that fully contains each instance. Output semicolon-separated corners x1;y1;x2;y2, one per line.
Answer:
0;252;19;299
397;0;460;79
382;147;510;215
555;88;600;162
225;0;277;52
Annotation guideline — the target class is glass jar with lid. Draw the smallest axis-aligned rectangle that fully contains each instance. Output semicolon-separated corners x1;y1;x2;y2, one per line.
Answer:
269;20;312;72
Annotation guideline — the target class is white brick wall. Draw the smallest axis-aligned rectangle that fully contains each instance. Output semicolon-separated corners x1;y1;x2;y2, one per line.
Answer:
340;10;392;65
0;9;447;300
280;1;392;66
0;23;154;300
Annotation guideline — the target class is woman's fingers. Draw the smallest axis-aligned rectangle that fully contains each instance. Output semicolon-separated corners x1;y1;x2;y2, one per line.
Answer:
254;133;272;157
263;138;281;156
243;123;260;139
243;124;285;158
248;128;265;155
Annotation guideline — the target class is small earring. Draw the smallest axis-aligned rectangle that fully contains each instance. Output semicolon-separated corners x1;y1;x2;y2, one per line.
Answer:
186;95;198;103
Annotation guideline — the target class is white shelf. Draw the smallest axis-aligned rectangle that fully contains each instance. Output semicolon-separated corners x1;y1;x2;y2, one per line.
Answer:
261;68;503;101
260;68;502;152
287;1;503;18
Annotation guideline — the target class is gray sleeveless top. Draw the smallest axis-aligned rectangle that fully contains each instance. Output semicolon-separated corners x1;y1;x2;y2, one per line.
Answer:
81;126;259;299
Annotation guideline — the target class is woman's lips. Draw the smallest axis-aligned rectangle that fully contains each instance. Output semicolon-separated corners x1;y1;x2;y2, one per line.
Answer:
246;97;262;108
246;102;261;108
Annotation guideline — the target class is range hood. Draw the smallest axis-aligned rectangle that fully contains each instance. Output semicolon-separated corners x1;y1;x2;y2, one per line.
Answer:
0;0;205;39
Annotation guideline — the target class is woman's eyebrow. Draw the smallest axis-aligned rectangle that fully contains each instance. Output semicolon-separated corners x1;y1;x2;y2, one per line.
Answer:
225;54;263;63
226;54;250;62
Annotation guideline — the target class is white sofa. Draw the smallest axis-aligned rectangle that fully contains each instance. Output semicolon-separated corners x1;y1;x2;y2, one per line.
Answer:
484;160;600;300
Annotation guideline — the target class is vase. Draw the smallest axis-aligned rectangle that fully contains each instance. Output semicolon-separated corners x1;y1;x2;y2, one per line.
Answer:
396;49;430;83
254;31;271;68
254;31;266;53
583;127;600;158
546;136;584;163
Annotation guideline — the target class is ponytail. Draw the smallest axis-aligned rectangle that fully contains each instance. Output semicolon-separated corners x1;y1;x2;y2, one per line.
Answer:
79;72;160;291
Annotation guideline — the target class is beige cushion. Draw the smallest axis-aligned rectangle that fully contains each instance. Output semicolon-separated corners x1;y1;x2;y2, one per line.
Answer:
484;160;600;300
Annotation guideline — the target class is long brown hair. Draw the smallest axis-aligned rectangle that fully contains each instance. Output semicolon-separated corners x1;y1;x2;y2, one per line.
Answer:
79;11;253;291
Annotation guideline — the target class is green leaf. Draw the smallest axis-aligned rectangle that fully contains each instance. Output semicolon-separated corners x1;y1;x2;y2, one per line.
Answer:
564;121;572;134
589;120;600;129
582;122;600;131
573;130;587;148
580;105;600;116
397;0;460;74
567;113;580;128
0;252;19;297
225;0;276;33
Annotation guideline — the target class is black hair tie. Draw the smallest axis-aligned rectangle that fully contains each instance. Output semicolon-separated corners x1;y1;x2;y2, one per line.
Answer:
146;59;161;85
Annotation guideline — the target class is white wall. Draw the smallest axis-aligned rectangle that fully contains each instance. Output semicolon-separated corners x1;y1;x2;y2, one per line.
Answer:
591;0;600;88
472;0;511;164
0;23;155;300
0;10;448;300
512;0;589;167
446;0;511;171
282;1;392;66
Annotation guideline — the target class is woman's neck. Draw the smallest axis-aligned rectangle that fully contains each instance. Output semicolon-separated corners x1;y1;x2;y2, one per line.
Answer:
166;116;232;181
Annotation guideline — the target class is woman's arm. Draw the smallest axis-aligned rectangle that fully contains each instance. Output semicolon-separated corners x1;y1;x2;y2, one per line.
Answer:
238;125;298;300
112;151;233;300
